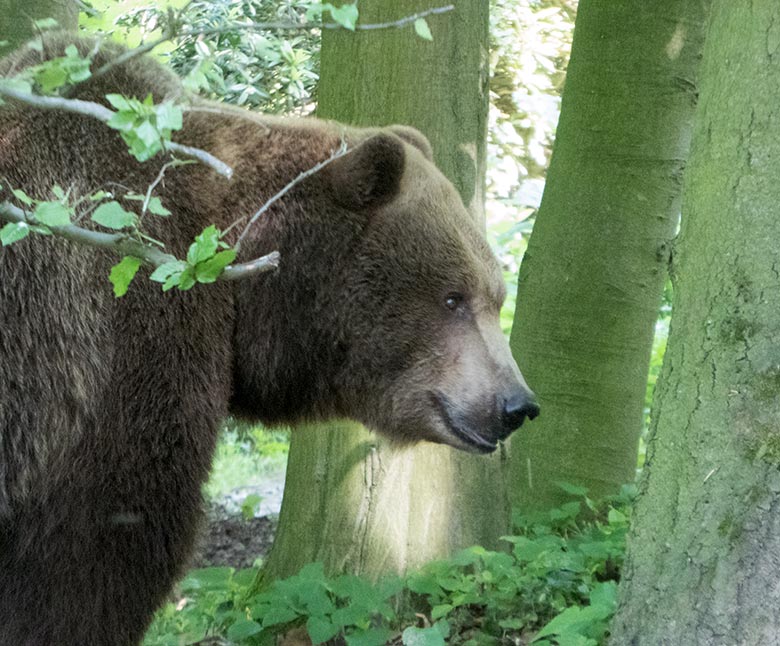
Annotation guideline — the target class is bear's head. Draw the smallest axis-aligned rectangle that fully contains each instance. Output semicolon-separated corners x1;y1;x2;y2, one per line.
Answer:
230;125;538;453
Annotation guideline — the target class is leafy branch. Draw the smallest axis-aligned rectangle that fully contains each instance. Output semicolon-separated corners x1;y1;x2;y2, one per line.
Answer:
0;83;233;178
0;199;280;295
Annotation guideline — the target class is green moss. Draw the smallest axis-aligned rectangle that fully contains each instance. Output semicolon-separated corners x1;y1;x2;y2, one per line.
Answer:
741;417;780;464
751;368;780;403
719;316;761;344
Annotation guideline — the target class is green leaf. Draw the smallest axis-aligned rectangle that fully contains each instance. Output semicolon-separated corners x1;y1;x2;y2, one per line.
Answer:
149;260;187;284
34;201;71;226
195;249;237;283
91;201;137;230
555;481;589;497
181;567;234;592
607;508;627;525
0;77;33;95
240;494;262;521
109;256;141;298
33;17;58;29
227;619;263;641
589;581;618;610
11;188;33;205
0;221;30;245
105;94;132;111
325;2;359;30
499;618;524;630
187;225;221;266
307;616;340;644
345;627;394;646
402;625;445;646
261;606;300;628
106;110;136;131
134;120;161;148
146;196;171;216
177;265;197;291
535;605;612;640
414;18;433;41
35;65;67;93
162;273;181;292
155;101;183;132
430;604;452;620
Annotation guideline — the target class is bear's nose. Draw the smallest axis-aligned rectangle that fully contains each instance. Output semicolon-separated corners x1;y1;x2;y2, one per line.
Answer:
501;392;540;432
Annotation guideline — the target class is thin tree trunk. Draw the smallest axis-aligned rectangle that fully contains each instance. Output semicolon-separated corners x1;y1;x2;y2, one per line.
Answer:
509;0;711;512
612;4;780;643
0;0;77;53
261;0;498;581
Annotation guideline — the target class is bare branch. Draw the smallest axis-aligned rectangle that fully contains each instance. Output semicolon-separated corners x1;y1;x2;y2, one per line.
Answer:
345;4;455;31
234;140;349;251
0;200;279;282
0;86;233;179
221;251;280;281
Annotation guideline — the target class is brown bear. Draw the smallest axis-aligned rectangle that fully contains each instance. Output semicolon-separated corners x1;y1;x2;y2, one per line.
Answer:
0;35;538;645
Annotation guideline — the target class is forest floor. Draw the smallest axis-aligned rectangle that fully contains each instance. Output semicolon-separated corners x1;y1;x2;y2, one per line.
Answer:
192;465;286;569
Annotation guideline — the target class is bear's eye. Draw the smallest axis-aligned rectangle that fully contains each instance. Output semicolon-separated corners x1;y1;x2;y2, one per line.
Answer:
444;292;464;311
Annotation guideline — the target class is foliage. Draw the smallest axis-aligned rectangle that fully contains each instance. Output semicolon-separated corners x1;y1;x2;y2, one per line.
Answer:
116;0;321;113
486;0;577;335
143;486;634;645
205;424;289;502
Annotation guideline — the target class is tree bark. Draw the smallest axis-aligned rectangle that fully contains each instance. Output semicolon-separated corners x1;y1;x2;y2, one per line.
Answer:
261;0;499;581
0;0;78;53
612;4;780;643
509;0;711;512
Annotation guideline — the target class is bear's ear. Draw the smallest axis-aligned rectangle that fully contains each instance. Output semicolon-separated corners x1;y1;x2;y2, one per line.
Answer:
386;125;434;161
326;133;405;210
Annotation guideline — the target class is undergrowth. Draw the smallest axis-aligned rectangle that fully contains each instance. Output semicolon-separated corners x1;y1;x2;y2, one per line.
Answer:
144;484;634;646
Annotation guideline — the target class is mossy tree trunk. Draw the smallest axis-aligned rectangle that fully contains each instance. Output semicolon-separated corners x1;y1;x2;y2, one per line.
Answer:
509;0;711;512
261;0;497;581
0;0;78;54
612;5;780;643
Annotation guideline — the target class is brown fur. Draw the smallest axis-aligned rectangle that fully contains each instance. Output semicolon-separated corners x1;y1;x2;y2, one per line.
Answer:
0;35;536;645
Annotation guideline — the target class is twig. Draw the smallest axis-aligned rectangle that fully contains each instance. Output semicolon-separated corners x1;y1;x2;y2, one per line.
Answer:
0;86;233;179
0;200;279;282
345;4;455;31
233;139;349;251
141;158;191;220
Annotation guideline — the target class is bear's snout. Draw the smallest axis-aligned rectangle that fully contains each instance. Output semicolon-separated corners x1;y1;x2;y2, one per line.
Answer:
500;391;540;439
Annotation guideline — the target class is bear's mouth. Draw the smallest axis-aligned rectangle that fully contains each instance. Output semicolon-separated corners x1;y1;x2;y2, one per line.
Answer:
430;392;499;454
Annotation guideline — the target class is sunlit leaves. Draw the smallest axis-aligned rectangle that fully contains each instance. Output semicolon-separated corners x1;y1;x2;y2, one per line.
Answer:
33;44;92;93
0;222;31;245
149;225;235;291
91;201;138;230
414;18;433;41
140;488;633;645
106;94;183;162
33;201;71;227
321;2;359;30
109;256;142;297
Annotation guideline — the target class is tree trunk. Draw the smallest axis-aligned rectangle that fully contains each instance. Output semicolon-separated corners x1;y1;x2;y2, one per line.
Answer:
261;0;498;581
0;0;78;53
509;0;711;512
612;4;780;643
